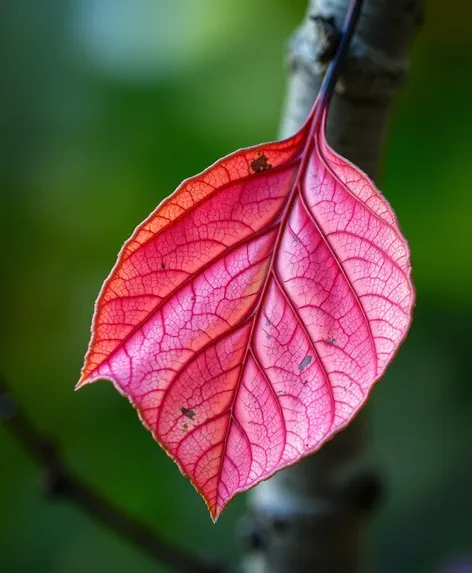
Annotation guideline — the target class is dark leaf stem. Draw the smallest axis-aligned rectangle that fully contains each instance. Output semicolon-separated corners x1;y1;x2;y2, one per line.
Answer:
313;0;364;123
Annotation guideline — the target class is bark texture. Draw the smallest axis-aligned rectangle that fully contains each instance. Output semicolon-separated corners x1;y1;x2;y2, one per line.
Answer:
241;1;422;572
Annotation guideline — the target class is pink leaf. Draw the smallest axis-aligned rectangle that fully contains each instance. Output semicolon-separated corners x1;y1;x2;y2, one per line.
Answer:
77;5;414;521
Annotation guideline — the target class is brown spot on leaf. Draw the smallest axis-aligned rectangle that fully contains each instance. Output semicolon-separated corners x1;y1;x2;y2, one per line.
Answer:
298;355;312;371
161;262;166;270
327;336;336;345
250;153;272;173
180;406;195;420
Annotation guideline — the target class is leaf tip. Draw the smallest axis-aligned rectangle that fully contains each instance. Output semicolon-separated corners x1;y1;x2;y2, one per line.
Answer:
208;504;222;524
74;377;88;391
75;370;99;391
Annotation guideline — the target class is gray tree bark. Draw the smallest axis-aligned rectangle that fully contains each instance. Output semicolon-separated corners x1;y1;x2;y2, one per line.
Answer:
240;1;422;572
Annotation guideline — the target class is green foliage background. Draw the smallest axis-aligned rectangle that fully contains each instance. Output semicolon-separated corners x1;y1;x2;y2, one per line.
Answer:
1;1;471;572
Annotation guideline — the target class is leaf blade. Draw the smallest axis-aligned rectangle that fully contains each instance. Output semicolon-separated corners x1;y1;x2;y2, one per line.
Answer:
78;107;413;520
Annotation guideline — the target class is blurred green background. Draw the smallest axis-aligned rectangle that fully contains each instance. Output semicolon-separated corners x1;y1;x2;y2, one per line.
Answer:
1;1;471;572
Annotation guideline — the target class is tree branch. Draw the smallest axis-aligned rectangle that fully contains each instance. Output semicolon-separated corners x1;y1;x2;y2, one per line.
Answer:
240;1;422;572
0;377;225;573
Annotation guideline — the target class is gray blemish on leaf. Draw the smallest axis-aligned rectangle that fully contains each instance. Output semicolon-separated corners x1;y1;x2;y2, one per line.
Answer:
180;406;195;420
298;355;313;371
327;336;336;345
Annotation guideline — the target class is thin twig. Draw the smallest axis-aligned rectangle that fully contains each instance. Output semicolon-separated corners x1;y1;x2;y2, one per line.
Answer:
0;377;225;573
